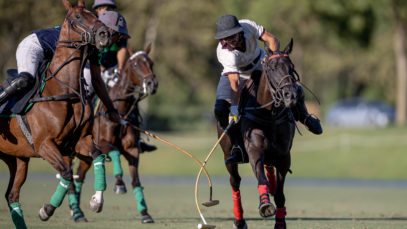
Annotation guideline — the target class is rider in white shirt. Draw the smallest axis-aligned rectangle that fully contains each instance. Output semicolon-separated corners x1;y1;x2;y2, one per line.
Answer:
214;15;322;164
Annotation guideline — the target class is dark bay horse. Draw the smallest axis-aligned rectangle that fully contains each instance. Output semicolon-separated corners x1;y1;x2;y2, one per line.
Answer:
218;40;297;229
0;0;113;227
63;44;158;223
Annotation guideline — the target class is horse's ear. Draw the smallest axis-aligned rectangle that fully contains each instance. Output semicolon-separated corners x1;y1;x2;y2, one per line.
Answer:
78;0;85;7
283;38;293;54
62;0;72;10
127;46;134;56
145;43;152;54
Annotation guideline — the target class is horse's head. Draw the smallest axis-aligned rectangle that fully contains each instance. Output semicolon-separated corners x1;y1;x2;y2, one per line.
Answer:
62;0;112;50
262;39;298;108
126;44;158;96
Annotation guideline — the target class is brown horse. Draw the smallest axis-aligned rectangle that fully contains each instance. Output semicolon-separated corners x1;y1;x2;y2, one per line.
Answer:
0;0;115;227
218;39;297;229
63;45;158;223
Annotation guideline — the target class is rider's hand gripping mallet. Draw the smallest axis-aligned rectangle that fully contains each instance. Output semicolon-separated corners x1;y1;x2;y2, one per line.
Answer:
196;120;234;229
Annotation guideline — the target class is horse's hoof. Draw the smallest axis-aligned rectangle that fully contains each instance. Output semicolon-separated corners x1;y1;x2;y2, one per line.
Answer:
233;219;247;229
89;197;103;213
274;223;286;229
74;215;88;223
38;206;50;221
141;214;154;223
259;202;276;218
113;184;127;194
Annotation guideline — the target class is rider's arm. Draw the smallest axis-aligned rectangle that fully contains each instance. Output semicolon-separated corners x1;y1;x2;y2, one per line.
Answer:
228;73;241;106
89;62;120;122
261;30;280;52
116;47;126;74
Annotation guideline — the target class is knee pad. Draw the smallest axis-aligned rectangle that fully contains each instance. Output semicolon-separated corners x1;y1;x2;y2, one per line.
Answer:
214;99;230;127
15;72;35;90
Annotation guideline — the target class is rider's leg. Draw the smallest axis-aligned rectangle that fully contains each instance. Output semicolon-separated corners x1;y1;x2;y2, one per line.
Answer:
139;141;157;153
214;99;246;164
292;86;323;135
0;33;43;106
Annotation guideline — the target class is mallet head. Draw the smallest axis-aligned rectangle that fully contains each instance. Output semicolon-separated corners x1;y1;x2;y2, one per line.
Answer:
198;223;216;229
201;200;219;207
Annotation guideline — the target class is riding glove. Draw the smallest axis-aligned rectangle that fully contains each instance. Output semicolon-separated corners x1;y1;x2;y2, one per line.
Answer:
228;105;240;124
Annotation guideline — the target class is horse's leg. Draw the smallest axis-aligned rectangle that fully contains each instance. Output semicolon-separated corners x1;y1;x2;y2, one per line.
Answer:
74;157;92;206
62;156;87;222
225;163;247;229
217;122;247;229
245;128;276;218
108;148;126;194
122;129;154;224
76;135;107;213
265;165;277;196
2;154;29;229
274;164;289;229
37;140;74;221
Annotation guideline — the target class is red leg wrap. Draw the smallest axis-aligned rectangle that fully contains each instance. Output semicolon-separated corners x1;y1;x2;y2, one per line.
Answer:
265;165;277;195
258;184;270;204
276;207;287;219
232;189;244;220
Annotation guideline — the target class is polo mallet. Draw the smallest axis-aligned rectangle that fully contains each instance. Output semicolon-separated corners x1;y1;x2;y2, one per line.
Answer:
195;120;234;229
119;119;216;202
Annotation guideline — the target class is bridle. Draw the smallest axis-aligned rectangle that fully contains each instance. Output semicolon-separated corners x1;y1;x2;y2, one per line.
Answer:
129;51;155;99
105;51;156;122
245;53;298;111
58;8;107;48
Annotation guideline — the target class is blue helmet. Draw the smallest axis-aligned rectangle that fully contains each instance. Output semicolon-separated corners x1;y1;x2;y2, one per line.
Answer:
98;11;130;38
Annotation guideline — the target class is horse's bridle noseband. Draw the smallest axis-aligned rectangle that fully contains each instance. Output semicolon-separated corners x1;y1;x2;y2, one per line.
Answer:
58;8;106;48
263;53;297;108
129;51;155;97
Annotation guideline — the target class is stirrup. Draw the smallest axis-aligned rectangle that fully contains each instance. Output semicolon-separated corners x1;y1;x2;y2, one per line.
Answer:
225;145;247;164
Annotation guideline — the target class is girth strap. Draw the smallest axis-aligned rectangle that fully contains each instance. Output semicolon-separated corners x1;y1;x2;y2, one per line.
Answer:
29;93;79;103
16;114;36;152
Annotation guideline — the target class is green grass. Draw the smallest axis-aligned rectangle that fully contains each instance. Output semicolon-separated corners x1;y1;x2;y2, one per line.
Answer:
0;177;406;229
2;125;407;179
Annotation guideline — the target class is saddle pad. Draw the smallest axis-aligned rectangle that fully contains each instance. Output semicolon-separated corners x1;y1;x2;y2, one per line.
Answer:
0;61;49;117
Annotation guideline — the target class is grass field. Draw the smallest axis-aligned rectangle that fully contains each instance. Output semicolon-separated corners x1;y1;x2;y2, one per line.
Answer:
0;126;407;228
0;175;406;229
2;125;406;179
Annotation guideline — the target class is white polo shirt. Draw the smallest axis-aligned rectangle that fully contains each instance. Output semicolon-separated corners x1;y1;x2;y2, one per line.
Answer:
216;19;265;79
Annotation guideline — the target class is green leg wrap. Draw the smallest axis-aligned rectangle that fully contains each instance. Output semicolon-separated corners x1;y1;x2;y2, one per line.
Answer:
108;150;123;177
9;202;27;229
68;194;84;219
93;154;107;191
73;181;83;204
50;177;72;208
133;186;148;213
74;181;83;194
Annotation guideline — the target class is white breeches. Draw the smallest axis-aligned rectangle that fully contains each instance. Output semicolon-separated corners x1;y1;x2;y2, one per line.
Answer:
16;33;44;77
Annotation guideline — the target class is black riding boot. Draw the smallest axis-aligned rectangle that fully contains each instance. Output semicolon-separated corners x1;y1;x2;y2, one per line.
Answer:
139;141;157;153
292;86;323;135
214;99;248;164
0;72;35;106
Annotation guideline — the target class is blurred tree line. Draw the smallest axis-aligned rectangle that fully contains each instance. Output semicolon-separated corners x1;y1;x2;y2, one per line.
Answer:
0;0;406;130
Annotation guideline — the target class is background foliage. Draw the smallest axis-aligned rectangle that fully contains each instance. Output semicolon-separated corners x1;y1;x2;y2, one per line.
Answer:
0;0;404;130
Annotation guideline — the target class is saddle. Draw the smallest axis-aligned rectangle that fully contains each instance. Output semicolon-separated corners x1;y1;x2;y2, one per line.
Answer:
0;61;48;116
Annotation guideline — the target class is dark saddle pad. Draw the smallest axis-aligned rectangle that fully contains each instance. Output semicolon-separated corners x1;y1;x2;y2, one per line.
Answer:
0;61;48;116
